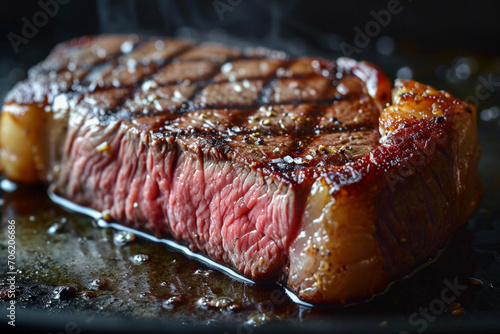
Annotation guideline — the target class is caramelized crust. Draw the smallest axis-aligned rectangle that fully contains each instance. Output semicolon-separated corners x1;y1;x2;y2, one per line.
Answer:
287;79;481;302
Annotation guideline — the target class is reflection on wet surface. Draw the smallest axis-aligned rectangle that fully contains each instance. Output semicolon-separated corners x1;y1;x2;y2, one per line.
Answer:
0;180;499;329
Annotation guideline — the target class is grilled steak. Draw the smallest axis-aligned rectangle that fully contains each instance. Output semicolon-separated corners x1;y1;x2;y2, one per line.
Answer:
0;35;481;304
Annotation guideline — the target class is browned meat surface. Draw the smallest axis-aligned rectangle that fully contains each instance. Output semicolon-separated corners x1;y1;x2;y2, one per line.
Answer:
0;35;481;304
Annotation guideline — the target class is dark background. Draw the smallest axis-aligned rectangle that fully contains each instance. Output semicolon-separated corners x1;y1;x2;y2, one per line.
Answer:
1;0;500;55
1;0;500;99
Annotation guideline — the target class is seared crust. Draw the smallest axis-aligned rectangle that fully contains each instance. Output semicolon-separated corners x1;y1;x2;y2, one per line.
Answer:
287;79;481;303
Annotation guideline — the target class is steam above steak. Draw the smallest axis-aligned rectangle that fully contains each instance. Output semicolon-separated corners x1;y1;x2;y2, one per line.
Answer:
0;35;481;304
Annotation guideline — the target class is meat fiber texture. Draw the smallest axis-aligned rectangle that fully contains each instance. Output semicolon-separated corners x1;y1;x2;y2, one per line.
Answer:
0;35;482;304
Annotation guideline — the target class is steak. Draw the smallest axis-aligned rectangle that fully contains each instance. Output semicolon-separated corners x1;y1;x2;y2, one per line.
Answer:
0;35;481;304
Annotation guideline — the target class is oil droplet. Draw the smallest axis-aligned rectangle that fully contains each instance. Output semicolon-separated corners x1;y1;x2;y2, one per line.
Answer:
114;231;136;246
52;286;77;301
469;277;483;287
89;278;109;290
47;221;65;235
378;320;388;326
194;269;212;277
154;39;165;50
130;254;149;265
447;303;464;316
233;84;242;92
120;41;134;53
162;296;182;310
141;79;158;92
102;210;112;221
221;62;233;74
196;296;234;310
246;313;274;326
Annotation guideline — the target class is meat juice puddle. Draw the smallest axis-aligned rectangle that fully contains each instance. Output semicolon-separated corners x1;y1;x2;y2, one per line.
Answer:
0;178;476;322
0;179;309;323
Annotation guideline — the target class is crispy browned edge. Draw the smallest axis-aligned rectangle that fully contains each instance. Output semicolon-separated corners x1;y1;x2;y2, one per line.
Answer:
286;79;481;303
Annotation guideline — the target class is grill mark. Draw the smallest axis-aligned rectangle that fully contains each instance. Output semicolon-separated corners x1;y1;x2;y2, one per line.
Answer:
155;123;375;140
78;37;152;89
48;43;203;131
130;108;376;139
182;85;213;112
46;40;363;130
154;56;282;114
144;68;352;91
281;104;320;162
129;42;195;67
34;37;382;178
51;40;200;120
117;37;149;60
80;62;114;89
35;38;359;114
256;60;292;105
129;94;363;121
94;43;201;123
258;78;279;105
168;53;255;114
132;61;359;117
139;64;358;91
125;44;199;89
123;43;200;97
177;53;245;64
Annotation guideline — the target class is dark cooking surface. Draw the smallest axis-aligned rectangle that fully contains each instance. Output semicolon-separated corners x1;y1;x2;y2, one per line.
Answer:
1;179;500;332
1;26;500;334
